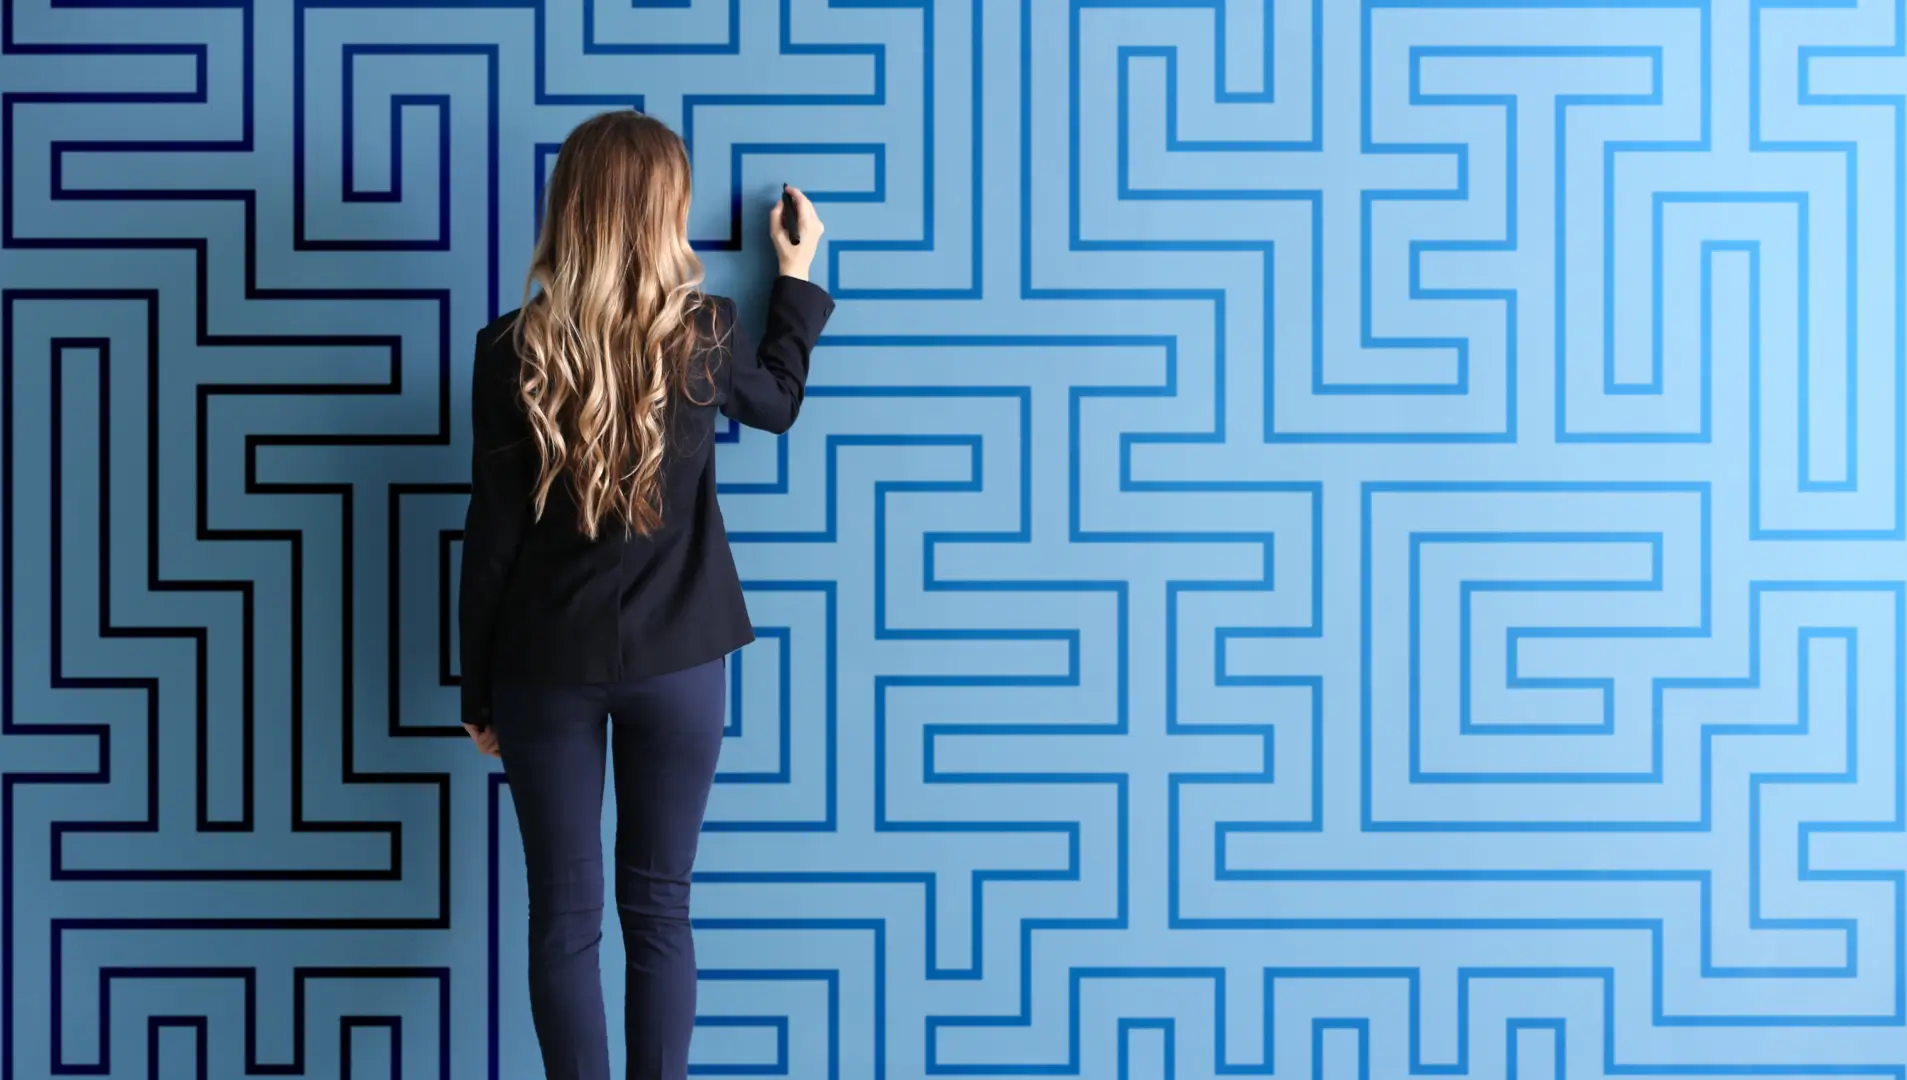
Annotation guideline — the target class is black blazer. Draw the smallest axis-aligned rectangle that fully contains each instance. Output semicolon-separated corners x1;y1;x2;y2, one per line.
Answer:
457;275;835;728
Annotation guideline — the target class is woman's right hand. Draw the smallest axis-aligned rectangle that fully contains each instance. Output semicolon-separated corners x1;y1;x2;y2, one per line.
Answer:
771;186;824;281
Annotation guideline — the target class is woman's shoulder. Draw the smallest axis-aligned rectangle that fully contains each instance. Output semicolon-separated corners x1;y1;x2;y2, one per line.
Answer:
477;309;521;352
695;292;736;323
474;310;526;369
691;292;739;352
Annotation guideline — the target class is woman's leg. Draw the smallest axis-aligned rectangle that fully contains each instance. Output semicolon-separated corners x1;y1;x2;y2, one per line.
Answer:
492;683;612;1080
606;658;727;1080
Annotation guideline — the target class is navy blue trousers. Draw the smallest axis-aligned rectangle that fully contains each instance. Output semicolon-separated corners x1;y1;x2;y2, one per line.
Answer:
492;658;726;1080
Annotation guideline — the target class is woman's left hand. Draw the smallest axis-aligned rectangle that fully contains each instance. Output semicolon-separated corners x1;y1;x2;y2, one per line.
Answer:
464;723;500;758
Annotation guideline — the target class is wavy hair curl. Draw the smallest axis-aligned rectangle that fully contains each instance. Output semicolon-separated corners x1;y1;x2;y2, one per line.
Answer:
512;109;716;540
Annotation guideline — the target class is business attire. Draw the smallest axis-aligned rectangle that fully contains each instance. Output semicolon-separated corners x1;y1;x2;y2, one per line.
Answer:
459;275;835;1080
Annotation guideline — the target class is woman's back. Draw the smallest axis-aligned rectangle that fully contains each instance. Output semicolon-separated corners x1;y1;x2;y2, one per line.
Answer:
464;277;834;696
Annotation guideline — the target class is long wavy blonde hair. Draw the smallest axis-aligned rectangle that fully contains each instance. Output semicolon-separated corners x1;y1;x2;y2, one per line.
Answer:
513;110;717;540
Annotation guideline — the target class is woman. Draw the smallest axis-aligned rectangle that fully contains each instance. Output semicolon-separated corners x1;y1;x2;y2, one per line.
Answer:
456;109;832;1080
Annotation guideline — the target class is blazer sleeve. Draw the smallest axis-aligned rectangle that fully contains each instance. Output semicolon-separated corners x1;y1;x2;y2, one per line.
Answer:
717;275;835;434
458;329;535;729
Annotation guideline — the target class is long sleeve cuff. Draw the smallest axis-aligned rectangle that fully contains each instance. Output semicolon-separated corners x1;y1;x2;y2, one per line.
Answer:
460;667;492;729
772;274;836;322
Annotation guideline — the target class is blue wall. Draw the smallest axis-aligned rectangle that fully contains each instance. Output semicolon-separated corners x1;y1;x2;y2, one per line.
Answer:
5;0;1904;1077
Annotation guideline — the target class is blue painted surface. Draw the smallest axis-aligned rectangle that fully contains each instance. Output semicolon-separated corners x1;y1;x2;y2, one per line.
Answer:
4;0;1905;1077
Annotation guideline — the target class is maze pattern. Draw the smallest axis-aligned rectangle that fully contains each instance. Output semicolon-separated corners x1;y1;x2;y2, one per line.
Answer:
5;0;1907;1077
